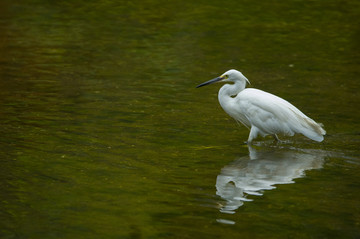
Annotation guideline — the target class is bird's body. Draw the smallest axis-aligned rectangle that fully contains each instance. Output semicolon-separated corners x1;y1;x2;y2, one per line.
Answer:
196;69;326;143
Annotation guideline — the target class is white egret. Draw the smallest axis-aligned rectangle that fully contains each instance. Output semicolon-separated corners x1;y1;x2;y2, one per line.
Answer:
196;69;326;144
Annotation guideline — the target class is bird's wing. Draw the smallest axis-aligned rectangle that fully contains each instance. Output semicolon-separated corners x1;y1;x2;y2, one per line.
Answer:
235;88;325;141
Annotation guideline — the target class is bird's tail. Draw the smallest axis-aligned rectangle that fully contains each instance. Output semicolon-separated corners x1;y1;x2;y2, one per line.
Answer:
299;117;326;142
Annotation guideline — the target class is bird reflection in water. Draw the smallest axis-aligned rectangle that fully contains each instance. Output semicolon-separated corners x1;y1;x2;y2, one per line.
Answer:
216;146;324;214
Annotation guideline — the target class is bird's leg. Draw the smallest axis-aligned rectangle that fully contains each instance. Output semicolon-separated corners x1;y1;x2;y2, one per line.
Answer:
247;127;258;145
272;134;283;144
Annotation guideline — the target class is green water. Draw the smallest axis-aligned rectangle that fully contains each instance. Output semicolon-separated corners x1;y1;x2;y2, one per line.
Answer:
0;0;359;238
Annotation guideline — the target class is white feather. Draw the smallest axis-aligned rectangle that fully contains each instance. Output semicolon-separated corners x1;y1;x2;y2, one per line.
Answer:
198;69;326;143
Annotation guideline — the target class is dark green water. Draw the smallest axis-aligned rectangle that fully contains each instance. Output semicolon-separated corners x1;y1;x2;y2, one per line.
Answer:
1;0;359;238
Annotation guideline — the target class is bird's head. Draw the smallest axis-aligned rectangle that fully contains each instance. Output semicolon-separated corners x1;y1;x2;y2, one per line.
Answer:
196;69;251;88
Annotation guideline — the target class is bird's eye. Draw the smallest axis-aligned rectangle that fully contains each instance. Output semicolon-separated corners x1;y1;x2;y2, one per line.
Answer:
223;75;229;79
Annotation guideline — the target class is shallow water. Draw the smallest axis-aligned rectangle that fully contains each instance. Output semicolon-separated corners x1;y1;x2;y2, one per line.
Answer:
0;0;360;238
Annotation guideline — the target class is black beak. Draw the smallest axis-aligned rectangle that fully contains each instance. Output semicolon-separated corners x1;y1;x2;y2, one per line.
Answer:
196;76;224;88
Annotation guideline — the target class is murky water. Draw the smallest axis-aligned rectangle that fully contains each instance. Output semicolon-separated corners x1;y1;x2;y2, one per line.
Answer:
1;0;359;238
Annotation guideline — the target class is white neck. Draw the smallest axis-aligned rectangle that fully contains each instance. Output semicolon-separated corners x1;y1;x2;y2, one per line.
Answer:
218;81;246;114
219;81;246;98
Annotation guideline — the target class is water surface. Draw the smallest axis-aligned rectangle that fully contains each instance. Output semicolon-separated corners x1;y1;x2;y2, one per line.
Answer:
0;0;359;238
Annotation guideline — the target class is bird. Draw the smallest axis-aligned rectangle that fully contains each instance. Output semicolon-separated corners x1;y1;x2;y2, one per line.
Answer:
196;69;326;144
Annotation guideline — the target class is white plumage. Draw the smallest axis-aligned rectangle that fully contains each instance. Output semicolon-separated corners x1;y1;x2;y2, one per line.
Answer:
196;69;326;143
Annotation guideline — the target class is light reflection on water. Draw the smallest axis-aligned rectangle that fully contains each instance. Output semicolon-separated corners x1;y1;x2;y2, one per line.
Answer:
216;146;325;218
0;0;359;237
